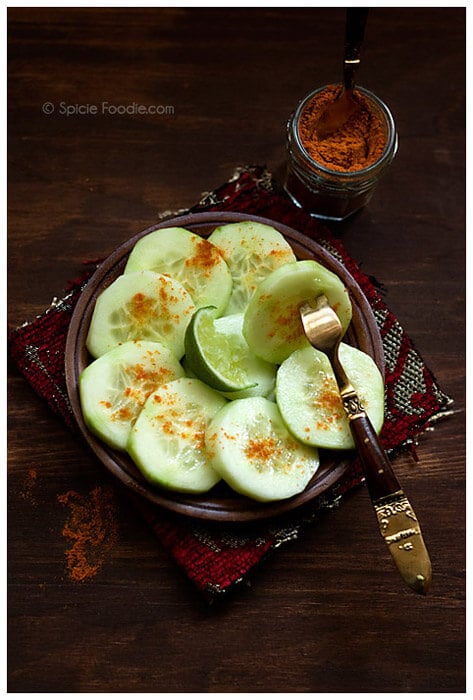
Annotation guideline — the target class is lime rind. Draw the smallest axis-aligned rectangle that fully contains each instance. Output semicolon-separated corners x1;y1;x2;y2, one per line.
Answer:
184;306;260;393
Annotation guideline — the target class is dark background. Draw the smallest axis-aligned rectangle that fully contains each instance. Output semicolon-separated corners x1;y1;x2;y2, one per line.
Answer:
7;7;465;693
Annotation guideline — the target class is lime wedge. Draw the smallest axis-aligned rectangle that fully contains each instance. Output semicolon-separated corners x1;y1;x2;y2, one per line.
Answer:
184;306;259;393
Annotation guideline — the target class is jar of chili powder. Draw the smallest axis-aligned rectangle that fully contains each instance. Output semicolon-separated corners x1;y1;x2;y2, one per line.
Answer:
283;85;398;222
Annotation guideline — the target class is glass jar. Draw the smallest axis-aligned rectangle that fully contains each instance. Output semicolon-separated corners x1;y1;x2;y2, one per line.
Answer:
283;85;398;222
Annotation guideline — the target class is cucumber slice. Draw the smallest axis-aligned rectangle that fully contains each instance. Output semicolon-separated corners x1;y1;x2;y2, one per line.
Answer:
208;221;296;314
206;397;320;502
79;340;185;450
86;270;195;359
276;343;384;450
124;227;232;315
243;260;352;364
127;378;226;493
184;307;277;397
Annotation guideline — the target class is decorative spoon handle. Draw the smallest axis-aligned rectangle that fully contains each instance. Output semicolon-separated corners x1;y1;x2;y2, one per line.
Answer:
348;410;401;501
341;387;433;595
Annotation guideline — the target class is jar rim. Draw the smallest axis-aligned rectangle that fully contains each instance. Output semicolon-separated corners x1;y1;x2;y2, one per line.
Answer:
292;84;398;178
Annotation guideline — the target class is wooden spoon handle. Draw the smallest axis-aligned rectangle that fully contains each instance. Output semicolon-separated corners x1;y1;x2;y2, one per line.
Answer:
343;8;369;90
349;413;400;501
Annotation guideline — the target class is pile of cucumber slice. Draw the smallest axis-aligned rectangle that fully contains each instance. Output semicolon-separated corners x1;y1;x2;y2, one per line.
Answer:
79;221;384;502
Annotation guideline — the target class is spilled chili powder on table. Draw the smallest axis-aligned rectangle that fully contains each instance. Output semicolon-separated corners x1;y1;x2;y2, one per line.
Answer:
20;468;38;504
57;485;119;582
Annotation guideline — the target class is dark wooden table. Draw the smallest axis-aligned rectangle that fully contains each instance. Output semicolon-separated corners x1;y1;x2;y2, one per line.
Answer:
7;7;465;693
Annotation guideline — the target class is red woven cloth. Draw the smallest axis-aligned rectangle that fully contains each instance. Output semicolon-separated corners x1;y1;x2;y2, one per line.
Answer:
9;166;452;600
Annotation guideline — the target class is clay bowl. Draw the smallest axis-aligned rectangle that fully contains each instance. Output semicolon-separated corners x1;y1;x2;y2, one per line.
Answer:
65;211;384;522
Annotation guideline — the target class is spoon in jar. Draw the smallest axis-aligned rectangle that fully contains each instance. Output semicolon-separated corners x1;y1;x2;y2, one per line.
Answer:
315;8;369;140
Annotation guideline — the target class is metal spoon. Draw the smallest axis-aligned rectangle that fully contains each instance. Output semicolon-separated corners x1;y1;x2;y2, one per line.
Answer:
315;8;369;139
299;294;432;595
